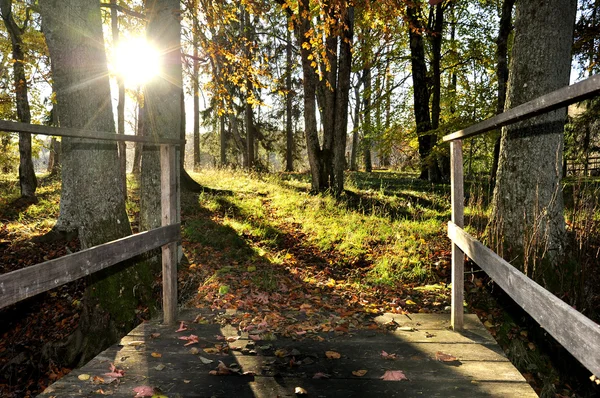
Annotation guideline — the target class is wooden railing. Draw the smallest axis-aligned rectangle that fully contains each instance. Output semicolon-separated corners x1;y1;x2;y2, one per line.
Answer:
443;74;600;378
0;120;183;325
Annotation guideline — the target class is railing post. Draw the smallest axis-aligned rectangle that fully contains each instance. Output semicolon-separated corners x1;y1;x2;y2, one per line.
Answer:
160;144;177;325
450;140;465;331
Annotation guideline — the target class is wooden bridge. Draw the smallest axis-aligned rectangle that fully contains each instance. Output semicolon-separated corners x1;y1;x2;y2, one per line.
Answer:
39;310;536;397
1;75;600;397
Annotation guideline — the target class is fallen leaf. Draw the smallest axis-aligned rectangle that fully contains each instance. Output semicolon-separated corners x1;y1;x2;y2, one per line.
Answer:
179;334;199;346
189;347;199;355
150;333;161;339
104;363;124;378
92;376;105;384
209;361;232;376
248;334;261;341
133;385;154;397
296;330;307;336
183;380;191;383
435;351;457;362
127;341;145;346
176;321;188;332
528;342;536;351
405;300;416;305
313;372;331;379
381;370;408;381
294;386;308;395
154;364;165;371
198;356;214;364
275;349;288;357
325;350;341;359
151;352;162;358
203;347;219;354
381;350;397;360
78;374;90;381
226;336;239;342
397;326;414;332
484;320;494;328
352;369;368;377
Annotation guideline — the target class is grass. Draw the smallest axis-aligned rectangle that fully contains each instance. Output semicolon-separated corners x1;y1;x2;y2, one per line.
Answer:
183;169;451;288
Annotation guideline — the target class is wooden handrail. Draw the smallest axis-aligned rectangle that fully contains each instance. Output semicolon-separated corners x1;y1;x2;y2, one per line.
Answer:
448;221;600;377
443;74;600;142
0;224;180;310
0;119;185;146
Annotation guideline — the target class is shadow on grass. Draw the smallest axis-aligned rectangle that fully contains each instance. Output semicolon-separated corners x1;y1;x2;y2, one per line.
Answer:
0;174;61;222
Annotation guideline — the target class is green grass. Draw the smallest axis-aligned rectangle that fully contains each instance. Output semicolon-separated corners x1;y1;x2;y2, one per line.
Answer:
185;169;451;288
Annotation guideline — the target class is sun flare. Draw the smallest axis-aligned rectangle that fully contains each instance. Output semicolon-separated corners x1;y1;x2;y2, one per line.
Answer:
113;38;160;86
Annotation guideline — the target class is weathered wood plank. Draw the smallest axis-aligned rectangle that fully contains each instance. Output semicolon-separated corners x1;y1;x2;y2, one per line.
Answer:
41;313;536;397
443;73;600;142
0;224;180;309
41;376;536;398
161;145;178;325
451;140;465;331
448;221;600;377
0;119;185;145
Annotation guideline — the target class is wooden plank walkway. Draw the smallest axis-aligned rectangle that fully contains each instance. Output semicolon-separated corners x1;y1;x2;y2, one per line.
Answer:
40;310;537;397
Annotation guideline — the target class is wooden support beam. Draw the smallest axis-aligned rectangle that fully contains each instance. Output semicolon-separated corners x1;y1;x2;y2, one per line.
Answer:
450;140;465;331
0;225;180;309
443;74;600;142
161;144;178;325
448;222;600;377
0;119;185;145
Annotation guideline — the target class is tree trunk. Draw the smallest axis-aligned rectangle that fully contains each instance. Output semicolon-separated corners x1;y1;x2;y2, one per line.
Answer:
192;0;201;170
490;0;515;191
285;28;294;172
132;98;143;176
489;0;576;280
332;6;353;195
39;0;146;364
0;0;37;199
110;0;127;198
407;4;436;181
363;67;373;173
297;0;322;192
429;3;445;181
349;79;361;172
219;114;227;166
140;0;182;232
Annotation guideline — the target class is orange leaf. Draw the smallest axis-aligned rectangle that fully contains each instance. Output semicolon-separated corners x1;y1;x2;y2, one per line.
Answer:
325;350;341;359
352;369;368;377
435;351;457;362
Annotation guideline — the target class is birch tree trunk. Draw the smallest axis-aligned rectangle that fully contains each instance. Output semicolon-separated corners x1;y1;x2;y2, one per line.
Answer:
489;0;576;280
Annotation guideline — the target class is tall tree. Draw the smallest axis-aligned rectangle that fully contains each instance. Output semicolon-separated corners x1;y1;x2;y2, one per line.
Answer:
489;0;577;279
189;0;201;170
0;0;37;200
406;2;438;181
110;0;127;198
489;0;515;190
39;0;152;363
285;27;294;172
278;0;354;194
140;0;182;231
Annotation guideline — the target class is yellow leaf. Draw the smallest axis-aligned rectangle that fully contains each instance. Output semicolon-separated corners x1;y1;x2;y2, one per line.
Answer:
326;351;341;359
77;374;90;381
151;352;162;358
483;320;494;328
352;369;368;377
405;300;416;305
